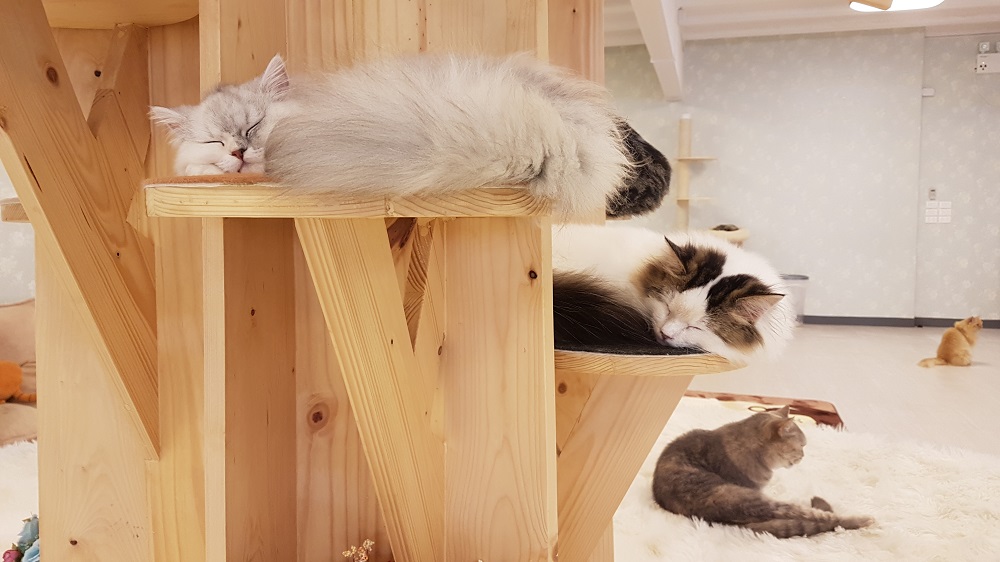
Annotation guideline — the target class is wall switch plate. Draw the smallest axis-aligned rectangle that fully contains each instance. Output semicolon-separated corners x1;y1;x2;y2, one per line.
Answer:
925;208;939;216
925;216;938;223
977;53;1000;74
939;201;952;209
939;215;952;223
926;201;939;208
980;41;993;54
939;207;952;216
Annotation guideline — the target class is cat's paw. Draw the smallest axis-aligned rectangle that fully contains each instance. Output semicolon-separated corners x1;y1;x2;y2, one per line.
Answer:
184;163;225;176
216;157;243;174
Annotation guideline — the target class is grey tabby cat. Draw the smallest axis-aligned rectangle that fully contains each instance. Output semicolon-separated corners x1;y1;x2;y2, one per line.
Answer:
652;406;874;538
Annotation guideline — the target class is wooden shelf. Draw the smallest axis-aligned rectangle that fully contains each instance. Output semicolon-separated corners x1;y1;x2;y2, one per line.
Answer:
554;349;735;377
144;175;549;219
676;156;716;162
43;0;198;29
0;198;28;223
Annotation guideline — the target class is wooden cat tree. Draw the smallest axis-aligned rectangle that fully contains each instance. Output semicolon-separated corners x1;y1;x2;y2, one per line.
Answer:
0;0;737;560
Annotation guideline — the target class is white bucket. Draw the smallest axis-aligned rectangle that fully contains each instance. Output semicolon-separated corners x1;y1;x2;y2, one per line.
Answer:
780;274;809;325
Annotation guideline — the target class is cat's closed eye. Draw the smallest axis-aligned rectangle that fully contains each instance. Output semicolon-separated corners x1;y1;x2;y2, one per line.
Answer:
247;118;264;138
201;140;224;145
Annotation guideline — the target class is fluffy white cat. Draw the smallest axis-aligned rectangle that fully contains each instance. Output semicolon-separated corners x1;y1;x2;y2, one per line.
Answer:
150;53;631;217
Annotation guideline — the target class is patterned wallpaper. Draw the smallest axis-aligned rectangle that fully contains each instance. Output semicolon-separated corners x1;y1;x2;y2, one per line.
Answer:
0;165;34;305
607;29;999;321
916;34;1000;319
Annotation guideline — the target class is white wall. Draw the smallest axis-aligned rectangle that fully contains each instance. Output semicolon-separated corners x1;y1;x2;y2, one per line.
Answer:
0;165;34;305
916;34;1000;319
607;29;999;321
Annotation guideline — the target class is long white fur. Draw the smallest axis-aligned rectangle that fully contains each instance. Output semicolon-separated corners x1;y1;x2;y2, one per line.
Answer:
264;53;630;218
552;224;796;365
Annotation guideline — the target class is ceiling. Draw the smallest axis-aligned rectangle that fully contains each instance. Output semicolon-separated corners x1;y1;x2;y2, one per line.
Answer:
605;0;1000;99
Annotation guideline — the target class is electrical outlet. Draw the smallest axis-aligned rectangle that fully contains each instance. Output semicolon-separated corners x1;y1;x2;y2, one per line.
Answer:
977;53;1000;74
981;41;993;54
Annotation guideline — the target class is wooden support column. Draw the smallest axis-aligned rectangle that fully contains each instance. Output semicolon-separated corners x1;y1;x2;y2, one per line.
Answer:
198;1;297;560
146;17;208;562
443;217;558;561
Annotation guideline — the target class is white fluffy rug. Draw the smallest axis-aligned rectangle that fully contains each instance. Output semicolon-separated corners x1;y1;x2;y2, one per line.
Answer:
616;397;1000;561
0;440;37;547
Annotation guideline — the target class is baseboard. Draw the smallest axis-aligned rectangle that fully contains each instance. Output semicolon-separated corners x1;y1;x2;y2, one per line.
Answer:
803;316;999;329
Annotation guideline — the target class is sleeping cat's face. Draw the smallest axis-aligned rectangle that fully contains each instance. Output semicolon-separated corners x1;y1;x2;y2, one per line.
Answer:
636;237;785;361
150;54;290;176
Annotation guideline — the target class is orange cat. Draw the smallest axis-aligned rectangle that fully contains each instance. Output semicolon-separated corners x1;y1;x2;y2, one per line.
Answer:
0;360;36;403
918;316;983;367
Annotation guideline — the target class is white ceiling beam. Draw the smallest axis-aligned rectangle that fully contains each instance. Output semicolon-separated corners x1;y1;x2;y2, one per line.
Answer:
630;0;683;100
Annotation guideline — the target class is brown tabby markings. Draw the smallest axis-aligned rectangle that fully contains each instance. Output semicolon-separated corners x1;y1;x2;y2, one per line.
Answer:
918;316;983;367
652;406;874;539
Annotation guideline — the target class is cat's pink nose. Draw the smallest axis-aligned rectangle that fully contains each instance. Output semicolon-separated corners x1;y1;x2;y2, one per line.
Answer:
231;149;245;160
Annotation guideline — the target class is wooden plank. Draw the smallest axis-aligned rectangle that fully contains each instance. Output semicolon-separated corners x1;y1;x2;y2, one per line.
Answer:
588;525;615;562
425;0;548;58
295;217;444;562
293;239;393;562
50;28;115;116
556;374;693;562
95;25;152;161
402;218;437;346
387;217;418;299
143;182;549;218
0;198;28;223
443;217;557;561
554;349;737;377
548;0;604;83
43;0;198;29
146;16;206;562
203;218;298;562
36;240;151;562
555;369;598;454
285;0;424;72
0;0;157;455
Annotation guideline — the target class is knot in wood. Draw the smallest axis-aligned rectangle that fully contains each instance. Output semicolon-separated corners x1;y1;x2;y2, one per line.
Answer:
308;401;332;430
46;66;59;85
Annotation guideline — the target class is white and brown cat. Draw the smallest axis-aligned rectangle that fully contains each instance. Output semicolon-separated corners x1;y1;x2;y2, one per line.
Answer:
918;316;983;367
552;224;797;366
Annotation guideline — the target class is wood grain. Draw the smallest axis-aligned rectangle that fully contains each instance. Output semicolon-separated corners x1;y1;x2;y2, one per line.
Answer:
554;349;737;377
50;28;114;116
143;182;549;218
588;525;615;562
557;374;693;562
0;0;158;454
548;0;604;83
295;217;444;562
146;16;206;562
294;239;393;562
443;217;558;562
203;219;298;562
36;242;151;562
0;198;28;223
42;0;198;29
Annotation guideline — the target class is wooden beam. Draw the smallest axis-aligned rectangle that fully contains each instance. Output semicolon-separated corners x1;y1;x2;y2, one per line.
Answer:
0;0;157;455
146;16;207;562
0;198;28;223
143;181;549;218
95;25;152;163
556;374;692;561
443;217;558;561
548;0;604;83
295;217;444;562
554;349;736;377
630;0;683;100
202;218;298;562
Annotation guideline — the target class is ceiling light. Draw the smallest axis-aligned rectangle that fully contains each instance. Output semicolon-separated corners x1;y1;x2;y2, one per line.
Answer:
850;0;945;12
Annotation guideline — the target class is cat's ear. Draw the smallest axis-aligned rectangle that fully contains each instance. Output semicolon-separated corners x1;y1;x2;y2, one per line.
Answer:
260;54;290;99
774;405;790;418
663;237;688;274
732;293;783;323
777;418;797;437
149;106;191;136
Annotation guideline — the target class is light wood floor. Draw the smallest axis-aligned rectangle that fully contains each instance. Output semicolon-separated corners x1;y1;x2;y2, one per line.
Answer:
688;324;1000;456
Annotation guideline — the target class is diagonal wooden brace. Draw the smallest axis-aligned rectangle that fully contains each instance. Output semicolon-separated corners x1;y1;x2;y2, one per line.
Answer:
0;0;158;455
295;217;445;562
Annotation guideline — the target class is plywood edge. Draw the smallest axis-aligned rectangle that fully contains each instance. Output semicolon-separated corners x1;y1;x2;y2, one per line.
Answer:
144;178;550;218
1;198;29;223
554;349;737;377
